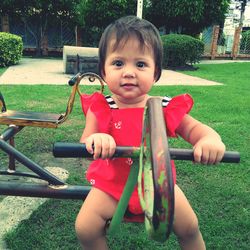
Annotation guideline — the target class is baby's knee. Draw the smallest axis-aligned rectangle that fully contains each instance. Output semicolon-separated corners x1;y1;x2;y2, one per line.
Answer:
75;214;105;245
176;214;200;240
75;218;95;244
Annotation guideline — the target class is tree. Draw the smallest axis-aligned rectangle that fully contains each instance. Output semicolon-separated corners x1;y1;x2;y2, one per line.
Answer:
234;0;250;25
145;0;231;36
0;0;81;55
77;0;137;46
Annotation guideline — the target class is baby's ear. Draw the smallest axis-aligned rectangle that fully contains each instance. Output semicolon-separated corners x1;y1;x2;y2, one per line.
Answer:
154;68;160;82
101;69;106;78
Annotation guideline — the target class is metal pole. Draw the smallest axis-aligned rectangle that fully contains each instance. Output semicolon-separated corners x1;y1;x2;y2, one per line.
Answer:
137;0;143;18
53;142;240;163
0;139;65;185
0;182;91;199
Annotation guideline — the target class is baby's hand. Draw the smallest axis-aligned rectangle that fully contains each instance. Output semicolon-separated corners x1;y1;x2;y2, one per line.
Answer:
84;133;116;160
193;136;226;165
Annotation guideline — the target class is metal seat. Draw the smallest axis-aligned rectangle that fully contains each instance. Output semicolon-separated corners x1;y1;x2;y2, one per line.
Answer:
0;83;78;128
0;72;104;128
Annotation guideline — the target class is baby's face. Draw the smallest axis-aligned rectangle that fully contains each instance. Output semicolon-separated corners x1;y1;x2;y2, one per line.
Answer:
102;36;156;106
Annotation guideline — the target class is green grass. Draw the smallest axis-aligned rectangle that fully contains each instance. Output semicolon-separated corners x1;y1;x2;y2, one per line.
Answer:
0;62;249;249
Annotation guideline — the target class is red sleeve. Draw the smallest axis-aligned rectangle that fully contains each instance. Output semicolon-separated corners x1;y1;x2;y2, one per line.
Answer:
163;94;194;137
80;92;112;133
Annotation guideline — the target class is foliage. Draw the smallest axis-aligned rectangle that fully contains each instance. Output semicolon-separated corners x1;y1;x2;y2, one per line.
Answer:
0;0;232;48
0;0;81;56
146;0;231;36
0;0;80;19
234;0;249;24
0;32;23;67
161;34;204;67
77;0;137;46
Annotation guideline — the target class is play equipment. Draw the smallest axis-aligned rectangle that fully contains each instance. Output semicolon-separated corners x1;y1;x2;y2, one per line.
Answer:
0;73;240;242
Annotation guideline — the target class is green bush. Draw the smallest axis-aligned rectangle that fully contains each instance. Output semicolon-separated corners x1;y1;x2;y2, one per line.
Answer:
161;34;204;67
0;32;23;67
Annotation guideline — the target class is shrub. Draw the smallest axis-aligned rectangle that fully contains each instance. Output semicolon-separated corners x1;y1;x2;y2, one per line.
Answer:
0;32;23;67
161;34;204;67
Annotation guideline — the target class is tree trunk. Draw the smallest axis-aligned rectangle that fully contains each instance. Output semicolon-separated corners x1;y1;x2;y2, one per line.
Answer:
75;26;83;46
1;15;10;32
41;35;49;56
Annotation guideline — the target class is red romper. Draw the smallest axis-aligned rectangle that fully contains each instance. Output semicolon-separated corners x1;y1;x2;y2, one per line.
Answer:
80;92;193;216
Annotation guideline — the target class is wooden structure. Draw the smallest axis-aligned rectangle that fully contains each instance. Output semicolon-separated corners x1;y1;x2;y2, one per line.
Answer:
210;25;220;60
63;46;98;74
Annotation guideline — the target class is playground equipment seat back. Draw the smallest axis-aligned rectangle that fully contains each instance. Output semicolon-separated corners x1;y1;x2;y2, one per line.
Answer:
0;84;79;128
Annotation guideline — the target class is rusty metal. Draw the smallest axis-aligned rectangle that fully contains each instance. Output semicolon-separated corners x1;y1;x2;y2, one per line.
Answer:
0;182;90;199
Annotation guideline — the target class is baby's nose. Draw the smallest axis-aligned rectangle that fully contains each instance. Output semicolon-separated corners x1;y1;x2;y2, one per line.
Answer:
122;67;136;78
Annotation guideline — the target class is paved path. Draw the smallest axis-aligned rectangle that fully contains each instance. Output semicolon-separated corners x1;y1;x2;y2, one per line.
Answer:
0;58;224;86
0;167;69;250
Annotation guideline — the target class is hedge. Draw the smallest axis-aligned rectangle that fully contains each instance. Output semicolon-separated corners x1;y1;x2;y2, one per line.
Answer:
0;32;23;67
161;34;204;67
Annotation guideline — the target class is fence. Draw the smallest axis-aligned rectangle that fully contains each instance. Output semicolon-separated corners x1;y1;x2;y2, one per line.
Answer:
1;14;250;59
0;15;76;56
202;25;250;60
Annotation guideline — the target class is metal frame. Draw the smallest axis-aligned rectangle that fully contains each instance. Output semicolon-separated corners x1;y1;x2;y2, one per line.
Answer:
0;73;105;200
0;125;90;199
0;123;240;199
0;95;241;243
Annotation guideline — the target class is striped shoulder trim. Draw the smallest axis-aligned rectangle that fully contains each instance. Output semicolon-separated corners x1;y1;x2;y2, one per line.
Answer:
105;95;118;109
105;95;171;108
162;96;172;107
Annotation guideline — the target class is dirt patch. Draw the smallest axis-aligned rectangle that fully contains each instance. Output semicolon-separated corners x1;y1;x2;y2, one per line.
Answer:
0;167;69;249
34;152;88;177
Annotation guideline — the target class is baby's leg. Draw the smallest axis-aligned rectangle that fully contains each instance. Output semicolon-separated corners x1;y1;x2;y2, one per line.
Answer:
173;184;206;250
75;187;117;250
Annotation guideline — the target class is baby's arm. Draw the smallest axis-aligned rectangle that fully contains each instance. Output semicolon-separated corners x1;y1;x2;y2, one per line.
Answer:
80;110;116;160
176;114;225;164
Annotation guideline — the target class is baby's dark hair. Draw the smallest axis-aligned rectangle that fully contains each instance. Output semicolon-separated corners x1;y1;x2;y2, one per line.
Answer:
98;15;163;81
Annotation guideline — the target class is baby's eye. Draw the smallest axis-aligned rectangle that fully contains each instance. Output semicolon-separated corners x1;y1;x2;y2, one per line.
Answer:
112;60;123;67
136;61;146;68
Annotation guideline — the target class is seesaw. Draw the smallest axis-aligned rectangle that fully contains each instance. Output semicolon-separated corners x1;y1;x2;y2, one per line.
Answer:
0;73;240;242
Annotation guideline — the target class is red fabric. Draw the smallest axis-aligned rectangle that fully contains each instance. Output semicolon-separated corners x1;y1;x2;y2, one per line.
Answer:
163;93;193;137
80;93;193;216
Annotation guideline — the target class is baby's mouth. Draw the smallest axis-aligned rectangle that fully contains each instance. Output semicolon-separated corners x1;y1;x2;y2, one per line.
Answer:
121;83;137;87
121;83;137;90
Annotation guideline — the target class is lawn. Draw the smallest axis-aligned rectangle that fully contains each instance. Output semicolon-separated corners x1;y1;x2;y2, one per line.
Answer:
0;63;249;249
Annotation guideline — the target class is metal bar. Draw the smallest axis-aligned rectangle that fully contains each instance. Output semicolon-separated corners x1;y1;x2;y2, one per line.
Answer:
0;125;24;171
0;170;42;179
170;148;240;163
0;125;23;141
0;181;91;199
0;139;65;185
8;136;16;171
53;142;240;163
53;142;141;159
